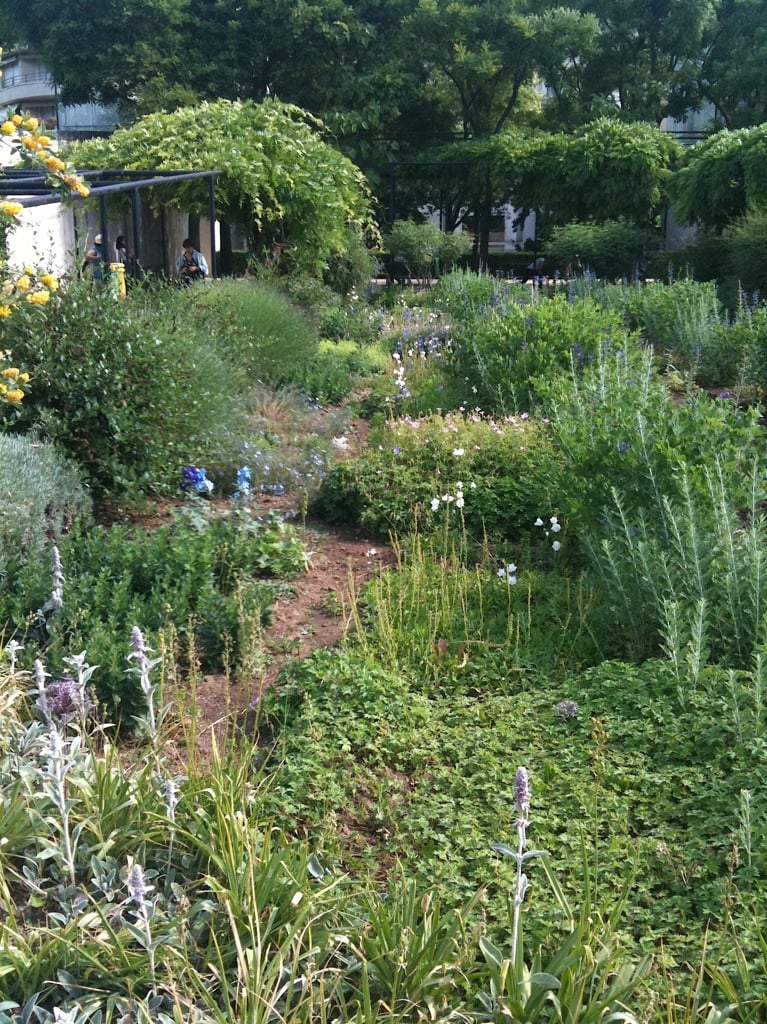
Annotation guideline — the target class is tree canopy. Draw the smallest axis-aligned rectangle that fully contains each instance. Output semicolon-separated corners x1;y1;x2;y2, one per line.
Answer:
72;99;375;272
668;123;767;231
489;119;681;227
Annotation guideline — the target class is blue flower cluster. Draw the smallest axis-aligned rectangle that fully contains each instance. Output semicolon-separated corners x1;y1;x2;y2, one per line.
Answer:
233;466;252;501
180;465;214;495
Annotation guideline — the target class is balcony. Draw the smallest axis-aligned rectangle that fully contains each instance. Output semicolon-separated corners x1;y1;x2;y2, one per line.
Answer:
0;69;55;107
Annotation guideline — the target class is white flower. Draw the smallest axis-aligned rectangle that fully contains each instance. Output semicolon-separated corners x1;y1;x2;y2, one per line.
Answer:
456;481;463;489
552;540;561;552
456;495;465;508
470;482;477;489
534;517;544;526
453;447;465;457
332;436;349;450
431;497;440;511
550;516;561;532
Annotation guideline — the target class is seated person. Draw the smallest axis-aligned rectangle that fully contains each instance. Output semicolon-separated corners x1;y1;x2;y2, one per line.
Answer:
176;238;209;283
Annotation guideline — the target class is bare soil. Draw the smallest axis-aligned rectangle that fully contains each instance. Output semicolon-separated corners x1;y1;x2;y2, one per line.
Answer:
163;506;396;766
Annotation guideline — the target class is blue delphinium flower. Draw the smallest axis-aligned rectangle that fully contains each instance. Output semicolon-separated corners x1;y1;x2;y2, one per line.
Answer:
234;465;251;501
180;465;214;495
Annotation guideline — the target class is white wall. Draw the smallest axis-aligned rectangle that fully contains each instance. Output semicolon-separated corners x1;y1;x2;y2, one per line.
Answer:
5;202;77;277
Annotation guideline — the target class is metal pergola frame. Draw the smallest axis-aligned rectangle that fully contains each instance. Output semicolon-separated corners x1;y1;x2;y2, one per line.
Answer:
0;168;221;276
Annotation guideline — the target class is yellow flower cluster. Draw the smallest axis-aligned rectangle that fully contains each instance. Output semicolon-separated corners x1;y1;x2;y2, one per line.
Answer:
1;95;84;329
0;107;90;203
0;264;59;312
0;364;31;405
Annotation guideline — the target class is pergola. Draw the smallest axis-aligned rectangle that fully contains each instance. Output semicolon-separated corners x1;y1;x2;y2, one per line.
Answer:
0;167;221;275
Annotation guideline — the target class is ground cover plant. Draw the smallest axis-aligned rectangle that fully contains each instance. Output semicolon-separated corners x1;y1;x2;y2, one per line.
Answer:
3;268;767;1021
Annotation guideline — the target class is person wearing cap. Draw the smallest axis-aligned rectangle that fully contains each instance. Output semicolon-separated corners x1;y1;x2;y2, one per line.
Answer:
85;233;106;282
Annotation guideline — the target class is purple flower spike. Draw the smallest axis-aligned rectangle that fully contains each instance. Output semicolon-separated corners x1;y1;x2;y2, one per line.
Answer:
513;766;531;815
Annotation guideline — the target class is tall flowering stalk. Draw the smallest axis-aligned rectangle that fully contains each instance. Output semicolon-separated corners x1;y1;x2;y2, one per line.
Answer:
126;862;158;995
34;659;79;889
491;767;548;970
127;626;163;740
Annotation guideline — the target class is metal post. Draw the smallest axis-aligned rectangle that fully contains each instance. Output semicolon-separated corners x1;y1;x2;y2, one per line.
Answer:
208;174;217;278
131;187;141;264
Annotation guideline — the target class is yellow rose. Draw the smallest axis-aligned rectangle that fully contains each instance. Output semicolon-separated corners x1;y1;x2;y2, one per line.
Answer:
2;368;19;379
23;117;39;131
11;114;23;126
0;306;12;318
19;373;30;383
27;290;50;305
14;275;31;292
37;135;52;147
0;201;23;217
76;182;90;197
6;389;24;403
44;155;65;172
40;273;58;291
0;121;15;136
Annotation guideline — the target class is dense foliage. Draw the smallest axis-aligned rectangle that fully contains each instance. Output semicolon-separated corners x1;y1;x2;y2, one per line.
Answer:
73;99;375;273
4;270;767;1020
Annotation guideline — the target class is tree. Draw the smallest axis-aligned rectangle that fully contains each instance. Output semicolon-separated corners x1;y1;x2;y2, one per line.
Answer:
492;118;681;227
693;0;767;128
3;0;195;112
669;124;767;231
574;0;717;123
72;99;375;273
527;7;602;129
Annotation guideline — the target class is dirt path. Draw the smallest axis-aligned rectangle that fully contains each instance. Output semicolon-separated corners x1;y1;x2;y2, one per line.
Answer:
166;507;397;766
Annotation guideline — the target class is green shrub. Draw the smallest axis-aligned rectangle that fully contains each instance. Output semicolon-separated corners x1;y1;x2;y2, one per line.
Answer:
192;277;319;386
2;280;245;498
546;219;661;279
312;409;561;543
2;506;307;723
297;340;387;404
0;433;92;579
322;226;378;297
538;343;767;662
383;219;472;280
725;207;767;296
444;292;634;413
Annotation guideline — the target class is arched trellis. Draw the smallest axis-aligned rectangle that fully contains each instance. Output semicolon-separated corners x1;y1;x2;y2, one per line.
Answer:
0;167;221;276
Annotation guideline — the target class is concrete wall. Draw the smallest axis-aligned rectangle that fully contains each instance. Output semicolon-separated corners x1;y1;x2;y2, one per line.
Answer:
6;204;78;277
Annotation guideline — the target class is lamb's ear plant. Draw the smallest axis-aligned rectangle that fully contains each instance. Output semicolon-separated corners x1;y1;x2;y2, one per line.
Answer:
472;768;650;1024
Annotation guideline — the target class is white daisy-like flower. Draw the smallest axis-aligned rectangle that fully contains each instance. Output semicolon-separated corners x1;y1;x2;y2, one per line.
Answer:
552;540;561;552
431;497;440;511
